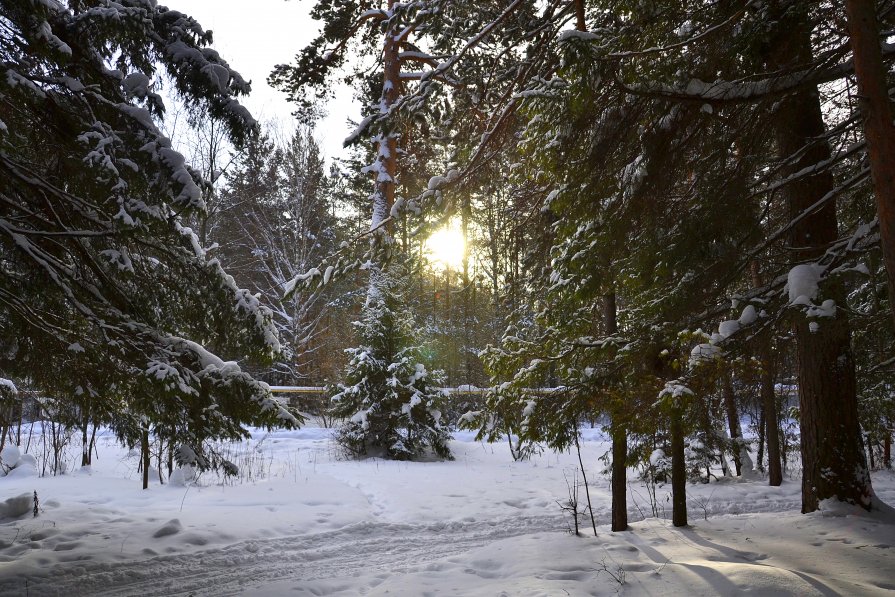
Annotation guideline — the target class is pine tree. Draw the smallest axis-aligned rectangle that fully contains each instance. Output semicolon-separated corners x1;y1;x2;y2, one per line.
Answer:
331;260;451;460
0;0;299;471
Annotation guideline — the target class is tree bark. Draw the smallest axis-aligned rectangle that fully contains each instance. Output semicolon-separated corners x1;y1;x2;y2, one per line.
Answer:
141;427;150;490
367;0;401;305
751;261;782;484
81;400;91;467
611;428;628;531
761;358;783;486
756;404;766;473
768;2;872;512
885;432;892;469
670;408;687;527
574;0;586;32
722;373;742;476
605;292;628;532
844;0;895;331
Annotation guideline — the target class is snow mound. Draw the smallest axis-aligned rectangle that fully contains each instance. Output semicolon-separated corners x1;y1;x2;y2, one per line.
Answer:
169;465;196;487
6;462;37;478
0;492;32;519
153;519;183;538
0;445;21;467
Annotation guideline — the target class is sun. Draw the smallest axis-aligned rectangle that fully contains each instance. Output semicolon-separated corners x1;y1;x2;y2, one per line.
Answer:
424;225;466;270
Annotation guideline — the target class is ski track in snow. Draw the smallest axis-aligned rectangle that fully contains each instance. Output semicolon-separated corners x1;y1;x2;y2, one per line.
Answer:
2;429;894;596
5;514;565;596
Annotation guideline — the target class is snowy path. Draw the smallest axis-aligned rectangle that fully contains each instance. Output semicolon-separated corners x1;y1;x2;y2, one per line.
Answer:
1;429;894;596
6;515;563;596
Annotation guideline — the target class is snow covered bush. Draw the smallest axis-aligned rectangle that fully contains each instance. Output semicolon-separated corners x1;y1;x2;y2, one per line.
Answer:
0;444;38;479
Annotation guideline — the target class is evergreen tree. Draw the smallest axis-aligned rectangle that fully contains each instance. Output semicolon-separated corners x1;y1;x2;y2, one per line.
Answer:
216;126;347;387
331;259;451;460
0;0;299;473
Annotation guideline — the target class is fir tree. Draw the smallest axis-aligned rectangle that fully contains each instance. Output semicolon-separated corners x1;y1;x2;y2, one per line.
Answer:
0;0;300;473
331;260;451;460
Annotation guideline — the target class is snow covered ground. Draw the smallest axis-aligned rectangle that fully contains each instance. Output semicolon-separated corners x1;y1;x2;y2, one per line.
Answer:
1;425;894;596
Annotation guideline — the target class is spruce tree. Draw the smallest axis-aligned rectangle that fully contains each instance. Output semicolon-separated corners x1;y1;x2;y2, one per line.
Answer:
331;260;451;460
0;0;299;470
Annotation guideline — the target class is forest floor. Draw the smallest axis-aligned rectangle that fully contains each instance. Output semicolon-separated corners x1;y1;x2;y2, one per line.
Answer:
1;425;894;596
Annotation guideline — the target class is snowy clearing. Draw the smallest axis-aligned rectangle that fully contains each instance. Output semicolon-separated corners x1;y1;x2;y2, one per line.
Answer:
1;426;894;596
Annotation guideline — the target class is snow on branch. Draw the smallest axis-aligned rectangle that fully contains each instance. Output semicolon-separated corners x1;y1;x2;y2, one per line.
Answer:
612;43;895;105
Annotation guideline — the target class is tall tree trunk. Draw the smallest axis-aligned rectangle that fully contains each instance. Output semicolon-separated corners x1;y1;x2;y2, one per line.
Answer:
722;373;742;476
605;293;628;532
141;427;150;490
885;432;892;469
756;404;766;473
89;424;98;465
670;408;687;527
845;0;895;331
462;201;473;384
768;2;872;512
81;400;91;467
574;0;586;31
751;261;782;484
868;434;876;470
761;358;783;486
367;0;400;304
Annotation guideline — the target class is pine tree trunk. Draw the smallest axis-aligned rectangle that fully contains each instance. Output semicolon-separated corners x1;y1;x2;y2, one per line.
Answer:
81;401;90;467
141;428;150;490
885;433;892;469
768;2;872;512
868;435;876;470
756;404;766;473
462;202;473;384
611;427;628;531
844;0;895;331
751;261;781;483
605;292;628;532
574;0;586;31
761;359;783;486
367;0;400;304
670;408;687;527
722;374;742;476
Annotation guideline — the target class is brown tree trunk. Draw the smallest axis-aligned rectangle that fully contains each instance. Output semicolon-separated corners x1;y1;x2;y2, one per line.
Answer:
605;292;628;532
768;2;872;512
574;0;586;32
366;0;401;306
141;427;150;490
845;0;895;331
461;201;474;384
670;408;687;527
756;405;766;473
611;428;628;531
885;432;892;469
722;373;742;476
761;359;783;486
751;261;782;484
81;401;90;467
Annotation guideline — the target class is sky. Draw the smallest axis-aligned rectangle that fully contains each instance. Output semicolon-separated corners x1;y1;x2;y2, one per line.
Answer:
172;0;359;162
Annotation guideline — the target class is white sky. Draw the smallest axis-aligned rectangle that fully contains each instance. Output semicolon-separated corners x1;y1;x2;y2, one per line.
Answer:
171;0;359;162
